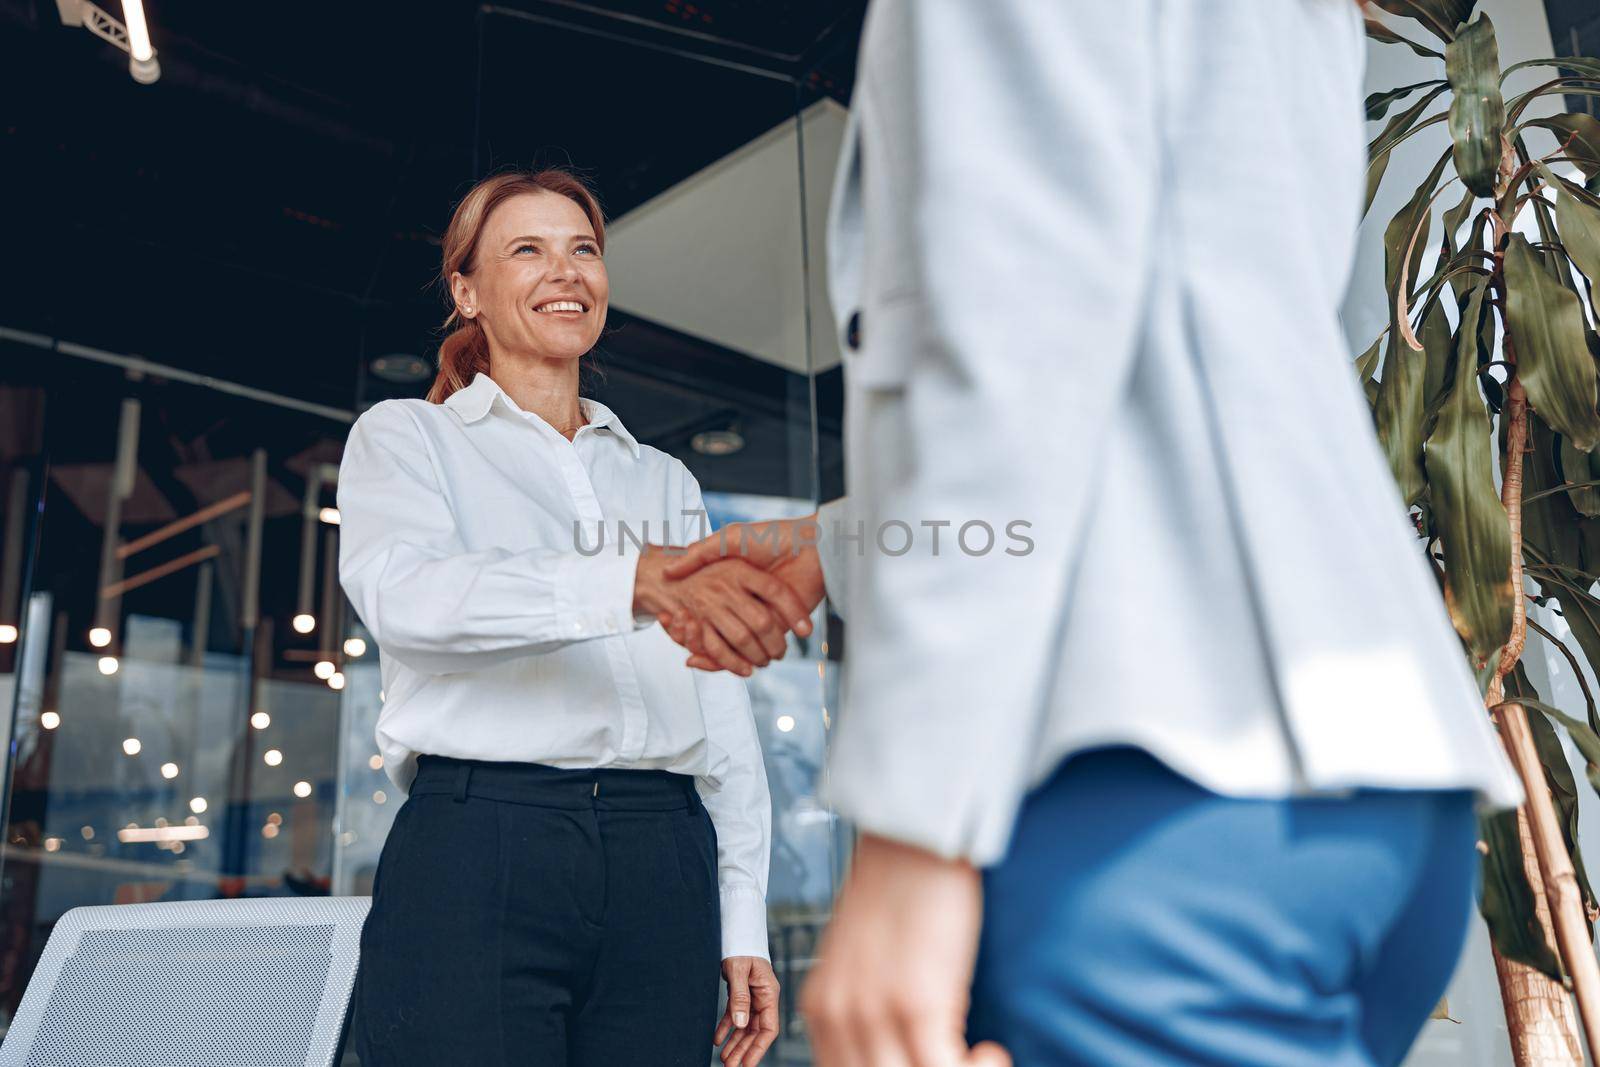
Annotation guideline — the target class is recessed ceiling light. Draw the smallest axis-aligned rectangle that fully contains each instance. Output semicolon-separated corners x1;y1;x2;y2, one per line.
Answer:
370;353;432;384
691;428;744;456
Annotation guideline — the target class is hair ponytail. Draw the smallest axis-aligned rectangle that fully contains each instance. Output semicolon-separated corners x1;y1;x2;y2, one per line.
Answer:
427;316;491;404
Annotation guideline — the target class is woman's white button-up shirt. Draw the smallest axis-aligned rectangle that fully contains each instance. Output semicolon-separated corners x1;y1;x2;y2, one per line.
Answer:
337;370;771;960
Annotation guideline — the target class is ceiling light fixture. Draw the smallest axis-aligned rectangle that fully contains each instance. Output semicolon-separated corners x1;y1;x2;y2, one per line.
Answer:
56;0;161;84
691;427;745;457
369;353;432;385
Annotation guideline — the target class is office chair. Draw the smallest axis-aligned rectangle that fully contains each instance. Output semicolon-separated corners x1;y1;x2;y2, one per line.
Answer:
0;896;369;1067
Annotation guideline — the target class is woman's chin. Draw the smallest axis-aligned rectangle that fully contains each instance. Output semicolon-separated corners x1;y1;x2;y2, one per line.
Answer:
507;337;595;364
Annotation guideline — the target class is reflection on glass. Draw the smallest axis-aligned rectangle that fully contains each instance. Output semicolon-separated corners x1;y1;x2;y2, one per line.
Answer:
0;368;354;1028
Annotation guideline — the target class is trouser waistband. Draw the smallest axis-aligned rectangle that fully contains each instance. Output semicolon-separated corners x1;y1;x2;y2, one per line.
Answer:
410;755;700;811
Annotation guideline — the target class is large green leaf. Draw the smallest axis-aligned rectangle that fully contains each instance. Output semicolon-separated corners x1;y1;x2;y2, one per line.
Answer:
1384;151;1453;321
1505;233;1600;452
1366;17;1445;59
1560;434;1600;515
1368;80;1447;121
1480;807;1565;979
1425;278;1514;663
1524;114;1600;179
1527;180;1582;298
1356;336;1384;412
1420;296;1455;416
1445;16;1506;197
1377;331;1430;506
1516;415;1580;575
1372;0;1479;41
1537;161;1600;297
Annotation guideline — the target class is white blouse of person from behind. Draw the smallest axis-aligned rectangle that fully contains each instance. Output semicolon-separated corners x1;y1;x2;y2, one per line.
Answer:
337;186;810;1067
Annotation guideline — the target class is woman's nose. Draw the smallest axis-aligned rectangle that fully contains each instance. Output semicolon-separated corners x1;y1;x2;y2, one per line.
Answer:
546;253;579;281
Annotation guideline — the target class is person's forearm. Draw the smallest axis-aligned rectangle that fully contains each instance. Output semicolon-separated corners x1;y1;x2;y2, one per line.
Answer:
341;540;643;675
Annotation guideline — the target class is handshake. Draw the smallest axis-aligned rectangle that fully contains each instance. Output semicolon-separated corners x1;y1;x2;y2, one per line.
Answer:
631;514;825;677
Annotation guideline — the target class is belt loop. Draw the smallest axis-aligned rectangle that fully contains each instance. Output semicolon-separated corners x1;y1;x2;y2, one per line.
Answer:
453;761;472;803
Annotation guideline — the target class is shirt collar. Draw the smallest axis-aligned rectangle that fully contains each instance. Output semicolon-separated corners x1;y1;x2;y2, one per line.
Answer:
442;372;640;458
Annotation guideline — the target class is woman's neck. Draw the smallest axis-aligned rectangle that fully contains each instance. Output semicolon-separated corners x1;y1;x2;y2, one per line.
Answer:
487;353;585;437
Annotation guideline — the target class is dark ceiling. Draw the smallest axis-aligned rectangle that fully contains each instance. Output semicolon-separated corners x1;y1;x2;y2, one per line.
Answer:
1;0;863;496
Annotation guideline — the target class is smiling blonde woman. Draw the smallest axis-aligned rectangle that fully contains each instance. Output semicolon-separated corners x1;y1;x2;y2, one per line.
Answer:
338;168;803;1067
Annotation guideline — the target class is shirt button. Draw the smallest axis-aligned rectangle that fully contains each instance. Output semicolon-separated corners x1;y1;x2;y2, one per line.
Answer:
604;619;619;634
846;310;862;351
573;622;585;635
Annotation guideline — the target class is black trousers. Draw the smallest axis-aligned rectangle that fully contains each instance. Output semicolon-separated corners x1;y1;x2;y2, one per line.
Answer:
354;756;722;1066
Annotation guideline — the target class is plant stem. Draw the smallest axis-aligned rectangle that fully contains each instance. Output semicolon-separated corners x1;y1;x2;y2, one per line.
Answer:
1489;374;1587;1064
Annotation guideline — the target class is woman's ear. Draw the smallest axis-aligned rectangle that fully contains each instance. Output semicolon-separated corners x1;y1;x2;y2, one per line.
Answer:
450;271;477;318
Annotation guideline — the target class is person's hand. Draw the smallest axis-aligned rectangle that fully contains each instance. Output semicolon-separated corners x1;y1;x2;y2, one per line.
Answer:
800;835;1011;1067
717;955;781;1066
664;514;821;580
679;546;825;672
635;546;812;677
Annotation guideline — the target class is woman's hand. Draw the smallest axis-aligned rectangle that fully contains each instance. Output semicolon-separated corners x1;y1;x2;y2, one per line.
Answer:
680;547;826;672
717;955;781;1066
635;547;812;676
801;835;1011;1067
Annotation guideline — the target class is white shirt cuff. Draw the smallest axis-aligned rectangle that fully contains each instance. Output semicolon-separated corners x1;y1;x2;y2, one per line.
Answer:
720;883;770;961
553;542;644;639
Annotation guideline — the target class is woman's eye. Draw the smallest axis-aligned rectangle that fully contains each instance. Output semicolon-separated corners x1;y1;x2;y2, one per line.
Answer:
514;244;537;255
576;244;598;256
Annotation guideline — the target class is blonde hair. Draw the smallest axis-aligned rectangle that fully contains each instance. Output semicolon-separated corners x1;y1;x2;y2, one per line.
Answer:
426;168;607;404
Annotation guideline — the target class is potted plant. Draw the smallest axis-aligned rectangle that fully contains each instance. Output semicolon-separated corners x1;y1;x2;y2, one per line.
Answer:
1362;2;1600;1061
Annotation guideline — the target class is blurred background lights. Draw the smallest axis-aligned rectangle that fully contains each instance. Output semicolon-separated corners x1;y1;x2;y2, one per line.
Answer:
343;636;366;657
97;656;119;675
250;711;271;730
160;762;179;779
313;660;334;679
88;626;111;648
121;737;141;756
189;797;207;814
40;711;60;730
263;749;283;767
292;614;315;634
293;781;312;798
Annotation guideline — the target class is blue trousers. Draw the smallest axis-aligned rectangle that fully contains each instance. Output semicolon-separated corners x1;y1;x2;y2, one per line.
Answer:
967;748;1477;1067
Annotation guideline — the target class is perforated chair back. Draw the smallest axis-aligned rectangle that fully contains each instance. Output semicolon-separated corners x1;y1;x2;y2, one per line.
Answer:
0;896;370;1067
